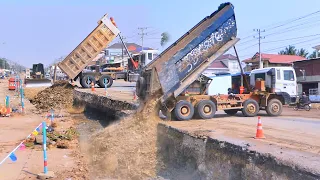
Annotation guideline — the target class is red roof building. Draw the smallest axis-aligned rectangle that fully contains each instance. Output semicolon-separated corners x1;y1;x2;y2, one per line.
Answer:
243;53;306;71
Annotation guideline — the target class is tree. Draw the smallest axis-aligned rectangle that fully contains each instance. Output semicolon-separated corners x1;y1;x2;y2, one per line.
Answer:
296;48;309;58
278;45;309;58
0;58;10;69
308;50;319;59
160;32;170;47
278;45;297;55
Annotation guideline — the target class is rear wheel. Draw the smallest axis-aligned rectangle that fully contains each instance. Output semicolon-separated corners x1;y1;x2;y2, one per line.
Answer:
136;77;146;99
266;99;283;116
224;109;238;116
304;104;311;111
242;99;259;117
98;75;113;88
81;75;95;88
174;100;194;121
195;100;216;119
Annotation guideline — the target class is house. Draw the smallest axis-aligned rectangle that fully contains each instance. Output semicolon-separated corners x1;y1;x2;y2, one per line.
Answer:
293;58;320;99
243;53;305;71
202;54;241;76
104;43;153;67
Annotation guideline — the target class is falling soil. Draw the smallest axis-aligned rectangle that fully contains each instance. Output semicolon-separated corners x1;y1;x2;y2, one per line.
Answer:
28;80;74;112
89;95;163;180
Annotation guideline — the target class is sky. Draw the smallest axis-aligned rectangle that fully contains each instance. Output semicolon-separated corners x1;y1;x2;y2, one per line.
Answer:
1;0;320;67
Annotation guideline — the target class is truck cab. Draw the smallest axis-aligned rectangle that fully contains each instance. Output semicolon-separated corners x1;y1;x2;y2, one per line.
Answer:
250;67;297;98
128;50;159;72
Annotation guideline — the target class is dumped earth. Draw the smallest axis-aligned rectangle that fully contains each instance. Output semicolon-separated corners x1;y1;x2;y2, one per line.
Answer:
89;95;163;179
28;80;75;112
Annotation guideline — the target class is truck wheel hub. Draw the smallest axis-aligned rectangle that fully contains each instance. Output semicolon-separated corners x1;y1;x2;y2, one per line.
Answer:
247;103;256;113
204;105;211;113
272;104;279;112
181;106;189;115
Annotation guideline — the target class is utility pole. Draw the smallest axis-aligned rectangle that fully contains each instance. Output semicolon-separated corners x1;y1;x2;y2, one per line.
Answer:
254;29;265;69
138;27;148;52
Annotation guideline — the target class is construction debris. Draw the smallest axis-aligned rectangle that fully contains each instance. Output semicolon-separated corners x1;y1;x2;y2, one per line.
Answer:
29;80;74;112
89;96;162;179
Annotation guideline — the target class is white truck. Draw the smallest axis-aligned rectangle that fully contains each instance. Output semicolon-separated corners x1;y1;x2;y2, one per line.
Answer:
207;67;297;104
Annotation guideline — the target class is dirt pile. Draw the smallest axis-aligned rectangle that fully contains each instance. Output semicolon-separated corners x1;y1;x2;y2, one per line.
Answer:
30;81;74;111
89;95;162;179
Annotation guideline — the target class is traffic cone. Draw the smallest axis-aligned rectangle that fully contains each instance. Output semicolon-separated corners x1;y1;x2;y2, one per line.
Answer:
91;82;95;92
254;116;265;139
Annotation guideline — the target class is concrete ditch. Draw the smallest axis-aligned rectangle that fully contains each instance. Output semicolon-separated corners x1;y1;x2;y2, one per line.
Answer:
73;89;320;180
73;89;137;124
156;124;320;180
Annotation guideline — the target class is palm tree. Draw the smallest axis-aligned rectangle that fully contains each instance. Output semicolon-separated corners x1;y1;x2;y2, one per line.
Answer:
296;48;309;58
308;50;319;59
278;45;297;55
160;32;170;47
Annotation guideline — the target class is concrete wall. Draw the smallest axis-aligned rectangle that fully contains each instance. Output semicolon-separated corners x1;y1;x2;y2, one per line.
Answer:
156;124;320;180
73;90;137;122
297;75;320;94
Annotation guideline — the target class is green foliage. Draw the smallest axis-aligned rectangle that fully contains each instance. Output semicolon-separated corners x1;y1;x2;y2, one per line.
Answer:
160;32;170;47
0;58;10;69
308;50;319;59
296;48;309;58
278;45;309;58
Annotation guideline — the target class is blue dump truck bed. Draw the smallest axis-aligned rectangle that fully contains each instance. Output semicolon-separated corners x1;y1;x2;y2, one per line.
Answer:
136;2;239;106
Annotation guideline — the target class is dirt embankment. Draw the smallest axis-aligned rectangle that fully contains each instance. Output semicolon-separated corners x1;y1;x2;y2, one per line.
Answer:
26;81;75;112
89;95;162;179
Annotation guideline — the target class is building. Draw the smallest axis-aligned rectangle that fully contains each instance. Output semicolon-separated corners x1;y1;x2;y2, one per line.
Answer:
243;53;305;71
202;54;241;76
104;43;153;68
293;58;320;98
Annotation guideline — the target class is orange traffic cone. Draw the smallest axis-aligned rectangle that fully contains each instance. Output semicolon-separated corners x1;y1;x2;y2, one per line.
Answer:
254;116;265;139
91;82;95;92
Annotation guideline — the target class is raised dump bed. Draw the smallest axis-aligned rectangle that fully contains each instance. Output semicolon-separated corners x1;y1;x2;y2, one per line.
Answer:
136;3;238;106
58;14;120;87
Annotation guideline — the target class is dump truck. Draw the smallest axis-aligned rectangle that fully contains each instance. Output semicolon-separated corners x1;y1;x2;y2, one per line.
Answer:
24;63;52;87
136;2;290;120
58;14;122;88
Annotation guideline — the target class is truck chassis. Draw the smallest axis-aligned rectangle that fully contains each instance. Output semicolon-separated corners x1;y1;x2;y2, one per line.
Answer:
167;91;284;121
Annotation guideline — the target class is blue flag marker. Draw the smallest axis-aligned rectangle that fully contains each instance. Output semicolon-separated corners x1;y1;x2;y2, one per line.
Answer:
36;127;40;132
9;152;17;162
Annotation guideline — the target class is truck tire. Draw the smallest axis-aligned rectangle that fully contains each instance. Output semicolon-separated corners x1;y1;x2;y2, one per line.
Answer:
224;109;238;116
81;75;95;88
242;99;259;117
174;100;194;121
99;75;113;88
136;77;146;98
266;99;283;116
195;100;216;119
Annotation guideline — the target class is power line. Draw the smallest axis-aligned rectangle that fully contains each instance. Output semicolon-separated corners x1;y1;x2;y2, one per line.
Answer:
264;21;320;37
262;9;320;30
263;38;320;53
236;10;320;47
263;33;320;44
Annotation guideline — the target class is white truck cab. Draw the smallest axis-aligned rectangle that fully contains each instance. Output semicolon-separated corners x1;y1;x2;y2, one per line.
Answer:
250;67;297;97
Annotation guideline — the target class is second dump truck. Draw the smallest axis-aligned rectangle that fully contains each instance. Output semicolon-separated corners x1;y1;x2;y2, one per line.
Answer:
136;2;292;120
